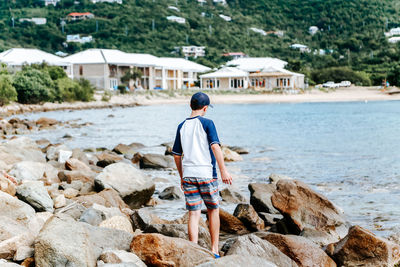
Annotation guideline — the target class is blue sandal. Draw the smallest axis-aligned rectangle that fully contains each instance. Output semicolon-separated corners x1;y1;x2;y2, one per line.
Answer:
214;253;221;259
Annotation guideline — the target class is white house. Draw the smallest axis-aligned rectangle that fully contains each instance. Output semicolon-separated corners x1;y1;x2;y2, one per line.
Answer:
43;0;59;6
91;0;122;3
19;18;47;25
166;16;186;24
200;67;248;90
181;46;206;58
385;27;400;37
226;57;287;72
219;15;231;22
213;0;227;5
66;34;93;44
309;26;319;35
168;6;180;12
0;48;72;77
290;44;310;53
249;66;304;90
250;27;267;36
388;37;400;43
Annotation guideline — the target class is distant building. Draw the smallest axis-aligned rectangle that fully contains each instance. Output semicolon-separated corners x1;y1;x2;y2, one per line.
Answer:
200;67;248;90
91;0;122;3
181;46;206;58
19;18;47;25
197;0;207;3
250;27;267;36
166;16;186;24
55;51;68;57
44;0;60;6
213;0;227;5
249;66;304;90
219;14;231;21
385;27;400;37
309;26;319;35
226;57;287;72
66;34;93;44
222;52;247;60
168;6;180;12
388;37;400;43
67;12;95;21
290;43;310;53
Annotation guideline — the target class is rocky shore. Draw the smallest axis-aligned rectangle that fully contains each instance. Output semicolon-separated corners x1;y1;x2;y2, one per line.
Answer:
0;131;400;266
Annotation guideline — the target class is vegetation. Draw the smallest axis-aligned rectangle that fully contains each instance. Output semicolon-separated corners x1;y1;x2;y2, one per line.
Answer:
311;67;371;86
0;74;17;105
0;0;400;85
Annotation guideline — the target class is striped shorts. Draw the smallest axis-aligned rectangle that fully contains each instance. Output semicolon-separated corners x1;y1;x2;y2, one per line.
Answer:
182;177;219;211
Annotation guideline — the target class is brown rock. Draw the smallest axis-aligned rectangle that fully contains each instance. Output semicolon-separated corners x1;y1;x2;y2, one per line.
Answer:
21;257;35;267
219;208;249;235
139;153;175;169
262;233;336;267
249;183;279;214
130;233;214;267
222;146;243;162
58;170;95;184
65;158;91;172
36;117;58;127
96;152;123;168
271;179;347;244
131;209;169;231
219;186;248;203
327;225;400;267
233;203;264;231
74;188;129;210
71;148;90;165
113;144;136;155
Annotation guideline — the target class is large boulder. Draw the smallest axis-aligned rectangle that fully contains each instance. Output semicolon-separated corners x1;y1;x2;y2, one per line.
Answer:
145;223;211;249
96;152;124;168
219;186;247;203
131;209;169;231
16;181;54;212
326;225;400;267
95;163;155;209
262;233;336;267
9;161;59;184
221;146;243;162
99;216;134;234
139;153;175;169
74;188;129;210
0;137;45;165
222;234;298;267
0;173;16;196
159;186;184;200
130;233;214;267
65;158;91;172
233;203;264;231
196;255;276;267
219;208;249;235
248;183;279;214
271;179;347;245
99;250;146;266
113;144;137;155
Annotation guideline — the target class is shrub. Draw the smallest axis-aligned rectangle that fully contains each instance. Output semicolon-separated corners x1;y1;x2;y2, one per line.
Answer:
101;90;112;102
56;77;80;102
75;78;94;102
0;75;17;106
311;67;371;86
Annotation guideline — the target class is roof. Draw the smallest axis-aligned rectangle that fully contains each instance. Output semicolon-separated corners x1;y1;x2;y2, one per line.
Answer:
225;57;287;72
223;52;246;56
0;48;69;66
157;57;210;72
200;67;248;78
68;12;93;16
250;66;304;77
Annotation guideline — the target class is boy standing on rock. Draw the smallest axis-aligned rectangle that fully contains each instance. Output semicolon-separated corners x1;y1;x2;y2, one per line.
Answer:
172;92;232;258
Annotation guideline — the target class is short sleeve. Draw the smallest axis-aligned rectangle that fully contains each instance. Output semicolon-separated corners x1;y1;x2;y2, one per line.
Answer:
206;120;220;146
172;125;183;156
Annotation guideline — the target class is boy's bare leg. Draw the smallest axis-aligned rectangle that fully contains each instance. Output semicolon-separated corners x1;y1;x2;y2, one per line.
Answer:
188;210;201;243
207;208;220;254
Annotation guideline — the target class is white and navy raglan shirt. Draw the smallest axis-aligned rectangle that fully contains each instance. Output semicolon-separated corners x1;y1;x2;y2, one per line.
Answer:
172;116;220;179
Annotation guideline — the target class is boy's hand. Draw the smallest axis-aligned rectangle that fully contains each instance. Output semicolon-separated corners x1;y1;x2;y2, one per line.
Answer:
221;169;232;185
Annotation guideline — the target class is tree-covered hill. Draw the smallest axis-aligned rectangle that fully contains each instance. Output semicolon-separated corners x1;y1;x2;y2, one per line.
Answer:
1;0;400;85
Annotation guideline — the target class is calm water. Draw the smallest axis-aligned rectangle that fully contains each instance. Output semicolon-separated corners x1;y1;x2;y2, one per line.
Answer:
16;101;400;236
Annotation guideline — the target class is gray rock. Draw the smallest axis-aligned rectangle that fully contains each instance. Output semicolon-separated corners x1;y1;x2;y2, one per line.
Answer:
113;144;137;155
96;152;124;168
79;207;106;226
248;183;279;214
269;173;292;184
139;153;175;169
258;212;283;226
159;186;184;200
223;234;298;267
95;163;155;209
16;181;54;212
131;209;167;231
145;223;211;249
46;144;72;162
227;146;249;154
71;148;90;165
0;137;45;165
99;250;146;267
196;255;277;267
0;259;22;267
219;186;248;203
56;202;87;220
9;161;59;184
233;203;264;231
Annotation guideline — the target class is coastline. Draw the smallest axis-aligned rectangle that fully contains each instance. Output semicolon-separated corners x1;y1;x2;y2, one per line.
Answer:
1;86;399;116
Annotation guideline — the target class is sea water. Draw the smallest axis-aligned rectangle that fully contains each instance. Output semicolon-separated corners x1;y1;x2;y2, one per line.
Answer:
16;101;400;236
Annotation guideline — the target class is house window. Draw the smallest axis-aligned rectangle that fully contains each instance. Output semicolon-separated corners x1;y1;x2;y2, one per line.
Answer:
79;66;83;75
110;79;118;90
216;80;220;88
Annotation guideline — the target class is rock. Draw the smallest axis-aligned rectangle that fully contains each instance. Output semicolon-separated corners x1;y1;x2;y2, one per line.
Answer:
9;161;59;184
97;152;124;168
46;144;71;162
130;233;214;267
269;173;293;184
262;233;336;267
233;203;264;231
36;117;58;127
128;142;145;150
71;148;90;165
79;207;106;226
63;187;79;198
53;194;66;209
222;234;298;267
271;179;347;245
65;158;91;172
145;224;211;249
99;250;146;266
139;153;175;169
196;255;277;267
58;150;73;163
248;183;279;214
56;202;87;220
131;209;169;231
113;144;136;155
95;163;155;209
326;225;400;267
99;216;134;234
219;208;249;235
16;181;54;212
36;138;51;148
13;245;34;262
91;203;124;219
258;212;283;226
159;186;184;200
0;137;45;165
74;188;129;210
58;170;95;185
0;160;10;171
164;145;173;156
0;173;16;196
131;152;143;164
222;146;243;162
0;259;22;266
219;186;247;203
227;146;249;154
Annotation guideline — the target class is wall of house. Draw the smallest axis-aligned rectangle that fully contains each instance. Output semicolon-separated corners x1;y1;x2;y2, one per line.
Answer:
73;63;108;89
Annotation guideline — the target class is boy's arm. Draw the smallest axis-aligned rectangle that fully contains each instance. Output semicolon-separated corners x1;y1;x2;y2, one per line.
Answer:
211;144;232;185
173;155;184;188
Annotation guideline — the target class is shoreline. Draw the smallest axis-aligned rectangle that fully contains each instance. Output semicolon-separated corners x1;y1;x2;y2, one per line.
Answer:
1;87;399;116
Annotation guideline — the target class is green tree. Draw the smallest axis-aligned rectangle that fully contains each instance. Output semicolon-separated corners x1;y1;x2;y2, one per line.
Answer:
0;74;17;106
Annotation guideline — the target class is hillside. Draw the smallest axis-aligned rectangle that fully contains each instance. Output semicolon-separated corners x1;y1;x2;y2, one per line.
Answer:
1;0;400;85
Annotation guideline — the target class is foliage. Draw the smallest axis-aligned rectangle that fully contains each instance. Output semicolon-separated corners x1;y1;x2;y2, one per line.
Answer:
311;67;371;86
75;78;94;101
101;90;112;101
117;84;127;94
120;67;142;88
0;74;17;105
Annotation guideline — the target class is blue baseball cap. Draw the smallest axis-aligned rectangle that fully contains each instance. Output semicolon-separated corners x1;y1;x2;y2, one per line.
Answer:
190;92;213;110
